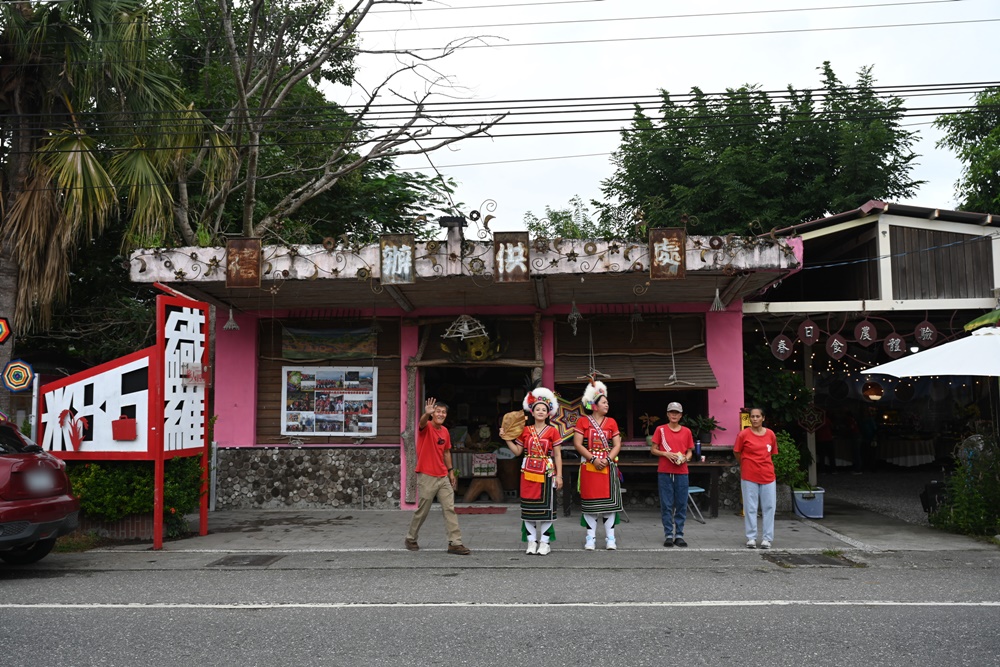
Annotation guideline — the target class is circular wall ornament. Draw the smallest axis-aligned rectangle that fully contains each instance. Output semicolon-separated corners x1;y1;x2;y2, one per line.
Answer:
883;332;906;358
770;335;794;360
826;333;847;360
854;319;878;347
0;318;10;345
2;360;33;392
914;320;938;348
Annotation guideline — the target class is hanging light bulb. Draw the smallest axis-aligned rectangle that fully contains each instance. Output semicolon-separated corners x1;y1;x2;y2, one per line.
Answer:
223;307;240;331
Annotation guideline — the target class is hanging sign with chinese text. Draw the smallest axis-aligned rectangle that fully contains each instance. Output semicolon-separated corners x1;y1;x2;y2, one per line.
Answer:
649;228;686;280
380;234;415;285
826;333;847;360
914;320;938;348
225;238;262;288
493;232;530;283
797;319;820;345
771;334;794;360
883;332;906;358
854;319;878;348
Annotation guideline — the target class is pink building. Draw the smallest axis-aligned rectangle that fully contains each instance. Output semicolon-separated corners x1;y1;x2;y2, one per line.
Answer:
131;222;800;509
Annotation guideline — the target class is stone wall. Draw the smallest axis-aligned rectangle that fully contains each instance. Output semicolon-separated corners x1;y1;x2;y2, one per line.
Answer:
215;447;401;509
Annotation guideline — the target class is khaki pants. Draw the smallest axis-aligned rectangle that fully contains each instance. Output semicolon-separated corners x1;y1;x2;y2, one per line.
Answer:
406;473;464;546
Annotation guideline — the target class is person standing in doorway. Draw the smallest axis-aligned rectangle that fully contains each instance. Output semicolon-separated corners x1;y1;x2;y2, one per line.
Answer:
573;380;624;550
733;407;778;550
651;402;695;547
404;397;471;555
503;386;563;555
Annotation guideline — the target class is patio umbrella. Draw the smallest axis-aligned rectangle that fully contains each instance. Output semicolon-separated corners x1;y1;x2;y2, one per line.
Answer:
865;327;1000;377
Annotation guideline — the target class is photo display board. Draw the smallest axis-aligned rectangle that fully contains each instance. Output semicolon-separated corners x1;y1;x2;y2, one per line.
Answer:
281;366;378;437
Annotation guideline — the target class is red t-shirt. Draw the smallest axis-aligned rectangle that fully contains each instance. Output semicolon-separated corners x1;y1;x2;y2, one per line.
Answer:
733;427;778;484
415;422;450;477
652;424;694;474
573;416;619;455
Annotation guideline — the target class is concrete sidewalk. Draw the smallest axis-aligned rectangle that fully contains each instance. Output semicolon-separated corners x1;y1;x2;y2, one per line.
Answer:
112;498;994;554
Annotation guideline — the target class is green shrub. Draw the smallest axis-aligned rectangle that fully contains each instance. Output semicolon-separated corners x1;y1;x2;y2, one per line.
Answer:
67;457;204;538
931;433;1000;536
772;430;809;490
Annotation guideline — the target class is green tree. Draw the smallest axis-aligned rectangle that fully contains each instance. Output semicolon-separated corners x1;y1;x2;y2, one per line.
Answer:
934;87;1000;213
597;62;922;235
523;195;607;239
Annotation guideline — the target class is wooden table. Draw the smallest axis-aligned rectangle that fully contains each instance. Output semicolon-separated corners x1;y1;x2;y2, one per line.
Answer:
560;459;732;518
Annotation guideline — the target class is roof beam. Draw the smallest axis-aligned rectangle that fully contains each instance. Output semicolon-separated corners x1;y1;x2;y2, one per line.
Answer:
533;277;549;309
383;284;414;312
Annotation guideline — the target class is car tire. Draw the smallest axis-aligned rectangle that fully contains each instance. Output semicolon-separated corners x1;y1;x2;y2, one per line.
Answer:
0;538;57;565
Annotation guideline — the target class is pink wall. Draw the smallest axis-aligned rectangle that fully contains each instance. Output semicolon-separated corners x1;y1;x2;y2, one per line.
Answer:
706;304;745;445
542;317;555;389
214;310;259;447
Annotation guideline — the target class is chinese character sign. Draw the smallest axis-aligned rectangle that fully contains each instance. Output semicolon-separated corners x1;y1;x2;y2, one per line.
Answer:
225;238;262;288
380;234;415;285
771;334;794;360
854;320;878;348
826;333;847;360
883;333;906;358
494;232;530;283
914;320;938;347
649;228;686;280
798;319;820;345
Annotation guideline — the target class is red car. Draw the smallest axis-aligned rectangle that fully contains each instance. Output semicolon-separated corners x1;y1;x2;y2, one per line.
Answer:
0;419;79;564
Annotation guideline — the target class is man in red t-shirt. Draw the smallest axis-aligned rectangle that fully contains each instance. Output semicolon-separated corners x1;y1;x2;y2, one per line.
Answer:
404;397;471;555
650;402;695;547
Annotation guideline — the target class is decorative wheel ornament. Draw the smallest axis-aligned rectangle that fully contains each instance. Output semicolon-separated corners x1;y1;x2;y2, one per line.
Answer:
2;360;34;392
0;318;10;345
797;402;825;434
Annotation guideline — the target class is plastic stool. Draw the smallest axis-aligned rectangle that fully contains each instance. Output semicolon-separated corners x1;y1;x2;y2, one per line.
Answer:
687;486;706;524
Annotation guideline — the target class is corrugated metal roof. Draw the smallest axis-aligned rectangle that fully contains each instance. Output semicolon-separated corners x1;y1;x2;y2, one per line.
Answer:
554;354;718;390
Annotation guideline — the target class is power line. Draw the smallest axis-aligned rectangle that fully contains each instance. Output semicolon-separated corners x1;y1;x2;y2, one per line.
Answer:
361;1;966;33
393;16;1000;51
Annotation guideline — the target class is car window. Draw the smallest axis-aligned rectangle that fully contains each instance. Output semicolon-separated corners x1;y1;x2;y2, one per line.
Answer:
0;424;28;454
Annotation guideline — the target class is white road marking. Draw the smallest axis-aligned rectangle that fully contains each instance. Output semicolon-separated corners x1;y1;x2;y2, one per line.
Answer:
2;601;998;609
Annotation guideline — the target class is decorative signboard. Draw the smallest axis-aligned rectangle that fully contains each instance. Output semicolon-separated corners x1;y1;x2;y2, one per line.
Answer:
914;320;938;347
380;234;415;285
649;228;686;280
225;238;262;288
883;332;906;358
826;333;847;359
797;319;820;345
854;319;878;347
494;232;530;283
771;334;794;360
281;366;378;437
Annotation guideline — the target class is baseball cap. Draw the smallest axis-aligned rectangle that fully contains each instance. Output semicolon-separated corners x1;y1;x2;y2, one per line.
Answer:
666;402;683;413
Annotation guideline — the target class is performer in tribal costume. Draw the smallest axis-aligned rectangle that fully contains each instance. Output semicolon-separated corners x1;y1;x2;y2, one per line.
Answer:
572;380;624;550
503;387;563;556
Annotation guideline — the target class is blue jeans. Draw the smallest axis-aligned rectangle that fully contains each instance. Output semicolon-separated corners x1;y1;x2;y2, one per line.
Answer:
741;480;776;543
658;473;689;538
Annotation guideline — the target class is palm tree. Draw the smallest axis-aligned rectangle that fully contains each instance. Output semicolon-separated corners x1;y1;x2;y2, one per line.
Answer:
0;0;230;334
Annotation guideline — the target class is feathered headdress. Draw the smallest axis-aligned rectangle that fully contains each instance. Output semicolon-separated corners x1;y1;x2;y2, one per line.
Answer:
582;380;608;410
523;387;558;414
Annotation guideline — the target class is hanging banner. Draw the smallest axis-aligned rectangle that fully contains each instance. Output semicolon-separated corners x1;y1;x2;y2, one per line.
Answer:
883;332;906;358
380;234;415;285
493;232;530;283
826;333;847;360
282;327;376;360
770;334;794;360
225;238;262;288
914;320;938;348
797;319;820;345
649;228;686;280
854;319;878;347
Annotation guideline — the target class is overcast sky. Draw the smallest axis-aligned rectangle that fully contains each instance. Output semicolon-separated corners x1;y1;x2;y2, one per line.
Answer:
347;0;998;232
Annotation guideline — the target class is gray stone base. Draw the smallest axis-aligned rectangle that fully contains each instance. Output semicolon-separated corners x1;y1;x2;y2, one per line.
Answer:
215;447;401;509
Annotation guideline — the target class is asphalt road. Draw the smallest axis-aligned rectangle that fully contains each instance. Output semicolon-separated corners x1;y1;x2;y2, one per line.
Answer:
2;549;999;666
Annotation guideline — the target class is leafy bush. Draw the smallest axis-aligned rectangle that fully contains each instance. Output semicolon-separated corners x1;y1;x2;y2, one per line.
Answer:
67;457;204;538
743;346;810;429
931;434;1000;536
772;430;809;490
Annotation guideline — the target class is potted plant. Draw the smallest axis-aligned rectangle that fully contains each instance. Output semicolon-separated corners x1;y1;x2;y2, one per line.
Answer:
639;413;660;447
772;430;824;518
682;415;727;444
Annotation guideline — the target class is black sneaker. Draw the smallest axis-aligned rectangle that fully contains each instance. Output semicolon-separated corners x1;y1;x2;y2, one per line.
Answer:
663;537;674;547
673;537;688;547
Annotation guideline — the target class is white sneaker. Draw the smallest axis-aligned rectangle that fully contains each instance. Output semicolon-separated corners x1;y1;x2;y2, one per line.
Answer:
746;539;756;549
537;542;551;556
525;540;538;555
584;536;596;551
760;540;771;550
606;538;617;550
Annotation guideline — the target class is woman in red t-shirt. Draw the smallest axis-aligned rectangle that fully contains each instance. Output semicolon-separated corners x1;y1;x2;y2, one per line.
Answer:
733;407;778;550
